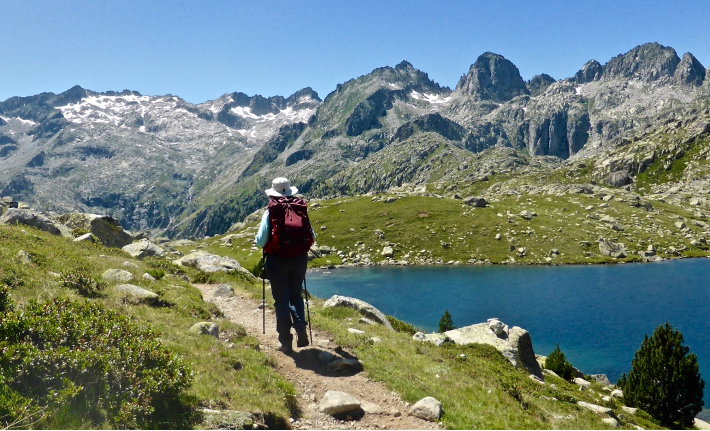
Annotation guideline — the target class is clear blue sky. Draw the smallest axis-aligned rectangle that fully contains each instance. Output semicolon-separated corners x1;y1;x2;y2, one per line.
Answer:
1;0;709;104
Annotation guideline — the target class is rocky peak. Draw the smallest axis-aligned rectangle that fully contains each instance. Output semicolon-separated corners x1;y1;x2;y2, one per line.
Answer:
456;52;529;102
527;74;556;96
673;52;706;86
602;42;680;82
370;61;446;93
575;60;604;84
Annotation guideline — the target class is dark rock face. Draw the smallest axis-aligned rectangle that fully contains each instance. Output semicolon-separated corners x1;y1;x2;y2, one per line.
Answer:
26;151;45;168
673;52;706;86
526;111;590;159
607;170;632;187
241;122;306;178
603;42;680;82
285;149;313;166
345;89;395;136
456;52;529;102
527;74;556;96
27;110;67;141
393;113;465;142
575;60;604;84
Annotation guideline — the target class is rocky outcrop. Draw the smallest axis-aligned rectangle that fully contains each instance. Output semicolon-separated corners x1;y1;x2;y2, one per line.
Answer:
189;322;219;338
456;52;529;102
408;397;442;422
393;113;465;143
606;170;632;187
526;111;590;159
603;42;680;82
673;52;706;86
323;295;395;331
345;89;396;136
122;238;165;259
598;239;627;258
174;250;255;279
527;74;556;96
0;209;71;237
414;320;543;378
575;60;604;84
58;213;132;248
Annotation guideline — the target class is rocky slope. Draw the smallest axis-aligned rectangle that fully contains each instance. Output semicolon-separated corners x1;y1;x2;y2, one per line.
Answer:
2;42;709;238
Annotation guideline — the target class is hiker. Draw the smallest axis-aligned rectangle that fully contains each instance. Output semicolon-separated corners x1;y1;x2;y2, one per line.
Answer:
255;177;315;353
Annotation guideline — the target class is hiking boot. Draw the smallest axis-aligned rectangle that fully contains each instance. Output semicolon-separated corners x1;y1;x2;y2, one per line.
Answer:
296;329;310;348
278;335;293;353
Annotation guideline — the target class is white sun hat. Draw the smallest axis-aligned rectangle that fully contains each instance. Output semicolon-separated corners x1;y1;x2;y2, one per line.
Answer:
265;177;298;197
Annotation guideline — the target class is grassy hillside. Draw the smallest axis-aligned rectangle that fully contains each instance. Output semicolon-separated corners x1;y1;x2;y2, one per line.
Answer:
0;224;294;429
201;190;709;269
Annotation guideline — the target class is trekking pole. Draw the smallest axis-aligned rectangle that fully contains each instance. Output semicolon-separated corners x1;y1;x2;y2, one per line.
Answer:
303;276;313;343
262;252;266;335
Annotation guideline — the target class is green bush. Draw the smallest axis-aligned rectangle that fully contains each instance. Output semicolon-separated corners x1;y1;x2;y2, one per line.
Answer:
386;315;418;334
0;284;12;313
60;269;107;298
618;322;705;428
0;297;198;429
147;268;166;280
145;257;186;276
545;344;575;380
438;310;455;332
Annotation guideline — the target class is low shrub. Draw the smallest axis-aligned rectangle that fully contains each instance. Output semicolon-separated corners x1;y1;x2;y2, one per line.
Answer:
0;297;198;429
147;268;166;280
545;344;575;380
387;315;419;334
60;269;106;298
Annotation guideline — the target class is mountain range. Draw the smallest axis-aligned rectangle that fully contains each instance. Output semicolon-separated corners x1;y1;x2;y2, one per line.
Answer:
1;42;709;238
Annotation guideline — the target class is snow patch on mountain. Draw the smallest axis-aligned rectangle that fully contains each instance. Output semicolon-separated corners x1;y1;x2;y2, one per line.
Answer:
410;90;451;104
0;115;38;126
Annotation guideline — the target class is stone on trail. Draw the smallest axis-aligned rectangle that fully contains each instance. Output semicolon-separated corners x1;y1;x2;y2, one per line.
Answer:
102;269;135;283
213;284;235;298
408;396;442;422
360;400;384;415
189;322;219;338
323;295;394;331
318;390;361;416
114;284;159;305
122;238;165;258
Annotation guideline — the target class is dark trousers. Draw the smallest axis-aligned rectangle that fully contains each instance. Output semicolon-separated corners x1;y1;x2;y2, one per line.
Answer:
265;253;308;344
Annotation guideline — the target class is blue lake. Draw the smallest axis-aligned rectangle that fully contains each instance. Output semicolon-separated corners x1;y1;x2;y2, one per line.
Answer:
307;259;710;402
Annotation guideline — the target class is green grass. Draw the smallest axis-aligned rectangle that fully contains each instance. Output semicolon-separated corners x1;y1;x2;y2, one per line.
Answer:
0;224;295;429
304;301;663;430
217;193;709;267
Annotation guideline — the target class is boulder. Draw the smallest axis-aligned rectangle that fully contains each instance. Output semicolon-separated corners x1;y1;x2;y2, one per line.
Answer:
574;377;592;388
607;170;632;187
598;239;627;258
464;196;488;207
189;322;219;338
213;284;235;298
589;374;610;385
0;209;71;237
415;321;543;378
577;401;613;415
174;251;255;279
102;269;135;283
611;389;623;399
58;213;132;248
318;390;361;416
323;295;394;331
381;246;394;258
408;397;442;422
122;238;165;258
114;284;158;305
74;233;95;242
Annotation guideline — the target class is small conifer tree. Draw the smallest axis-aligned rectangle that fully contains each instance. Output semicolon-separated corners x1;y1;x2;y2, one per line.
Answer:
545;344;575;380
438;310;455;333
618;322;704;428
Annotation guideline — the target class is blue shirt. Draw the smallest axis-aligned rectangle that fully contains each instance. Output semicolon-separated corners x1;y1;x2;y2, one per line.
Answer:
254;209;317;248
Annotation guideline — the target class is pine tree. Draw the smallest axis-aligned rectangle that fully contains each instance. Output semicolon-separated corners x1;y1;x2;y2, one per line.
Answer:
545;344;575;380
618;322;704;428
438;310;455;333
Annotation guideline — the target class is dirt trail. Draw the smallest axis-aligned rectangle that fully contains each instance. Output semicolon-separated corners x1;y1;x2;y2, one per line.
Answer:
196;284;440;430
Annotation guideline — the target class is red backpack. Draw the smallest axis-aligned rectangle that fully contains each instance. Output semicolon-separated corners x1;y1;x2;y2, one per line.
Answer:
263;196;314;257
